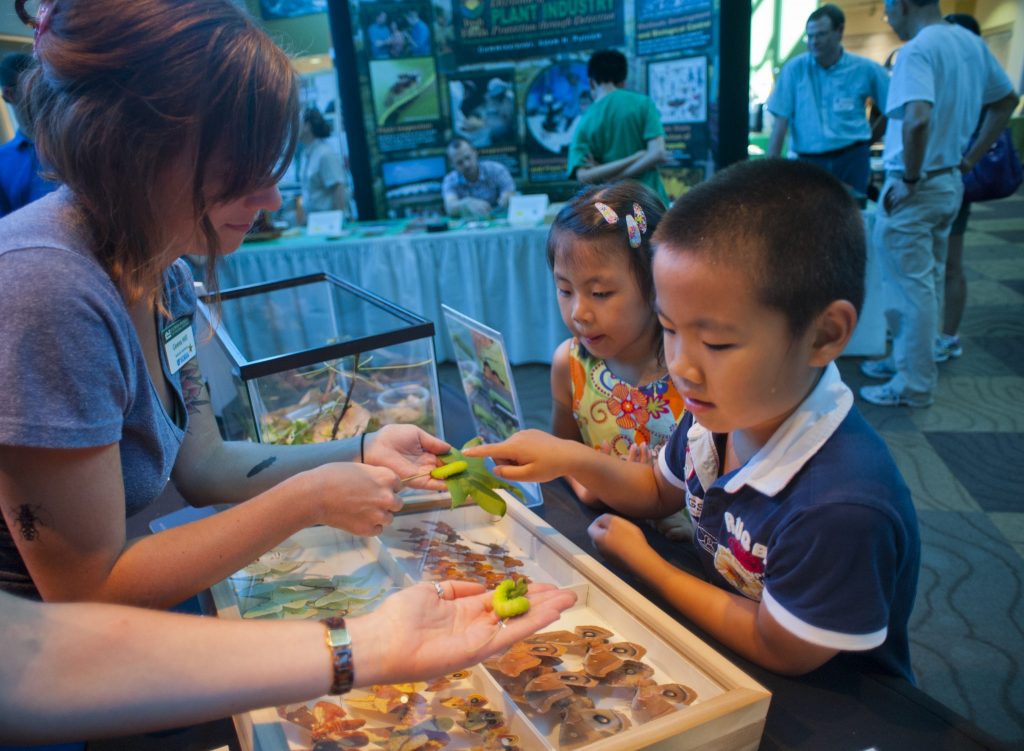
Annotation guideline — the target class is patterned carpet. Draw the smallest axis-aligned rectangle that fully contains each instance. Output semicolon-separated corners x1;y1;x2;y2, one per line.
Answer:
480;190;1024;747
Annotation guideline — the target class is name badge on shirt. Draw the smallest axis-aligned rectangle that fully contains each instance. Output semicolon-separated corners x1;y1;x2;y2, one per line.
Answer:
162;316;197;375
833;96;855;112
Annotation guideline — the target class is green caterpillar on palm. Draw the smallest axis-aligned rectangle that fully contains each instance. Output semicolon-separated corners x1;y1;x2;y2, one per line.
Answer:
492;578;530;619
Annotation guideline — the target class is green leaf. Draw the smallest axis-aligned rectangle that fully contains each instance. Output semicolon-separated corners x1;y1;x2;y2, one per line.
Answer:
242;601;283;619
432;438;525;517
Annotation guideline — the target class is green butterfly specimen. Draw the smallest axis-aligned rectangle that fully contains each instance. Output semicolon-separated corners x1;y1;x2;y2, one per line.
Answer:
437;437;523;517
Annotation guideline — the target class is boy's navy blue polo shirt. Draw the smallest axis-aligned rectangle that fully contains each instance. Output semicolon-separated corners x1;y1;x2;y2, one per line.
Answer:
0;130;58;218
658;364;920;682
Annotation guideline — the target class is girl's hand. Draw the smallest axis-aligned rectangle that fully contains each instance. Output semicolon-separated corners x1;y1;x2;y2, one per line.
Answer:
462;429;576;483
625;442;653;466
346;580;577;687
363;425;451;491
307;462;403;536
588;513;652;570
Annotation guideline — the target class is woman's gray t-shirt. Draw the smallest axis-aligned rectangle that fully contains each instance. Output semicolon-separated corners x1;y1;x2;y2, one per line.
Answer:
0;190;194;596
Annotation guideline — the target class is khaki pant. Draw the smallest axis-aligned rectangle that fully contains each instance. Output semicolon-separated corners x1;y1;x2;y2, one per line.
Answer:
874;171;962;397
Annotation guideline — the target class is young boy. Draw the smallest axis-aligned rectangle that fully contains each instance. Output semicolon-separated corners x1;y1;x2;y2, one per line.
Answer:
466;158;920;681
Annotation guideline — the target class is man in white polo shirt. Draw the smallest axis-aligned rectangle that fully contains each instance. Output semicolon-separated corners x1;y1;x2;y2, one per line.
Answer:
860;0;1017;408
767;4;888;196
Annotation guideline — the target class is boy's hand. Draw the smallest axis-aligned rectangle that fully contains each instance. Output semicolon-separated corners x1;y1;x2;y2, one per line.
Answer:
462;429;578;483
588;513;653;569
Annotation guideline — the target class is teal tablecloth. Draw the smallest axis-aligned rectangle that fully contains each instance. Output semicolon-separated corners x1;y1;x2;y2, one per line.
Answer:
212;221;569;364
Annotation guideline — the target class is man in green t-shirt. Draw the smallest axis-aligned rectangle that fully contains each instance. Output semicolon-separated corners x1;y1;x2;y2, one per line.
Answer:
567;50;668;203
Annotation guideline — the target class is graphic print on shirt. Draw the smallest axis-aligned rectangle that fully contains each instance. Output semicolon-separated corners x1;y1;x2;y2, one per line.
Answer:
713;511;766;601
568;339;683;456
683;442;704;522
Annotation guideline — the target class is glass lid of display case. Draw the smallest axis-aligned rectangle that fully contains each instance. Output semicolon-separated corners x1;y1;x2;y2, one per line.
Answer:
201;273;435;379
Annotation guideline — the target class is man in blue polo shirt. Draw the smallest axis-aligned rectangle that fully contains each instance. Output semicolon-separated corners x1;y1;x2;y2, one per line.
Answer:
0;53;58;218
442;137;515;218
767;4;888;196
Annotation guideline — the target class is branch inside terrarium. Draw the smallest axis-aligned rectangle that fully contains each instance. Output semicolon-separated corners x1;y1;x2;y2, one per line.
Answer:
330;353;362;441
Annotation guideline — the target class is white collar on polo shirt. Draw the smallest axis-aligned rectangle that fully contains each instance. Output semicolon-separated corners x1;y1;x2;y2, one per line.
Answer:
701;362;853;497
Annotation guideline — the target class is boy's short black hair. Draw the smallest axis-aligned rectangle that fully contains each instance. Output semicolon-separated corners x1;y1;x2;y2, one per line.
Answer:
587;49;627;86
653;158;865;335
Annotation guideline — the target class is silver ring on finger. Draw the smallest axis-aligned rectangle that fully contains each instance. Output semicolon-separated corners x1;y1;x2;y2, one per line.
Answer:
433;581;445;599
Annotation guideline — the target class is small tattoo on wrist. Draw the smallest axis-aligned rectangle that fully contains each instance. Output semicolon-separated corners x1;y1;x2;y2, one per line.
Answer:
246;456;278;478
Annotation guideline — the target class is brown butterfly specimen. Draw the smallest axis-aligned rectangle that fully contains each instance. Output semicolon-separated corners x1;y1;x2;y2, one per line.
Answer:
574;625;613;640
600;659;656;687
483;645;542;677
309;700;369;743
574;624;614;649
439;693;489;713
524;630;588;655
582;645;622;678
606;641;647;660
489;664;554;702
424;669;472;693
631;682;697;723
558;708;631;748
522;642;568;659
551;693;596;723
523;670;575;713
474;540;509;556
551;669;599;689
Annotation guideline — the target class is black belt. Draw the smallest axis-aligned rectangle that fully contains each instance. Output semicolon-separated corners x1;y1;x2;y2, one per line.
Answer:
797;140;871;159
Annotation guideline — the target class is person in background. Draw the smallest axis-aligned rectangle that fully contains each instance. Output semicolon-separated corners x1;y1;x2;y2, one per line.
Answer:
0;581;576;745
936;12;987;364
546;181;690;540
0;52;58;217
0;0;451;610
404;9;430;56
442;136;515;218
568;49;668;204
366;10;391;60
467;159;921;682
859;0;1017;407
296;106;349;226
766;4;888;197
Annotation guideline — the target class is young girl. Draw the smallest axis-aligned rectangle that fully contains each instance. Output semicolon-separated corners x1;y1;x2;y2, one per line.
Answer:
547;182;690;539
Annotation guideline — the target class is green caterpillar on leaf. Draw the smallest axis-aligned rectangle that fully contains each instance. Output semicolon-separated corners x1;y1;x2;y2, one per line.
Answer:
435;437;523;517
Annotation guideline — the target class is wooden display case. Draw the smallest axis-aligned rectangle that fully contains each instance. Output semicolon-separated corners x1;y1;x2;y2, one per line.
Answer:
210;499;770;750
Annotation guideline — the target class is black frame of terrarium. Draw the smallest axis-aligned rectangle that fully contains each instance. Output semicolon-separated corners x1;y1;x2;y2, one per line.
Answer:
199;272;436;381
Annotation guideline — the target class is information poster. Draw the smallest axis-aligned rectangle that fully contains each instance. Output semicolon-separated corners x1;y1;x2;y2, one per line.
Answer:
260;0;326;20
442;305;523;443
452;0;624;64
448;68;521;176
635;0;713;57
343;0;723;216
523;59;590;184
362;2;444;153
649;55;710;166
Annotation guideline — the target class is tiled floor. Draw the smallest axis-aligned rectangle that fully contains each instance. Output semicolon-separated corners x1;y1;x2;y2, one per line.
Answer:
483;190;1024;747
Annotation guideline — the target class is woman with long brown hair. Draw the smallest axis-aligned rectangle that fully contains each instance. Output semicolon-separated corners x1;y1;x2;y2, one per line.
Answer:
0;0;449;608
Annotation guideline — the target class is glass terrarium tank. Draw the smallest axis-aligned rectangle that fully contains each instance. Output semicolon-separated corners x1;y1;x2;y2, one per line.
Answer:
196;273;443;445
